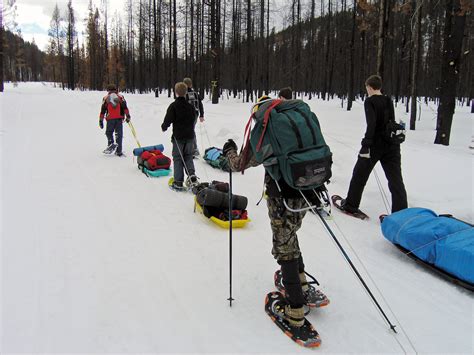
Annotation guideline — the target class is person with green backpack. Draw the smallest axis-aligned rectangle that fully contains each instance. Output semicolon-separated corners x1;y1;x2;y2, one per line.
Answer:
222;92;332;329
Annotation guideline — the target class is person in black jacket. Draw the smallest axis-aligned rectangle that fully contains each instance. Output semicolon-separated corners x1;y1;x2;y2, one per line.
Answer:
341;75;408;214
161;82;198;189
183;78;205;157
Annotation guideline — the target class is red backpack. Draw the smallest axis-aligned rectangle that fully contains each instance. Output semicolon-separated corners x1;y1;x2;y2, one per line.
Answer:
138;150;171;171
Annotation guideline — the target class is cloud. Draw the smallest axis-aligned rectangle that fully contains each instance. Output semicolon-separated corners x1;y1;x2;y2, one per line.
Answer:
17;0;72;18
19;22;48;35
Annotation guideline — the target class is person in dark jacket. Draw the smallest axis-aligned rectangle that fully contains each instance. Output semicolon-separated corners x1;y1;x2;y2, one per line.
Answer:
99;84;131;156
161;82;198;189
183;78;205;157
222;94;329;329
341;75;408;214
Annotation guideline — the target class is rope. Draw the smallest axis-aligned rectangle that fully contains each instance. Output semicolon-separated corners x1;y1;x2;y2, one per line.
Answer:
320;213;418;354
198;124;211;182
374;169;391;214
127;121;141;148
200;121;213;147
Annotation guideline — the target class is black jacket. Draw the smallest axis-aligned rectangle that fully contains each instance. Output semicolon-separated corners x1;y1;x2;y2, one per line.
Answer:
361;95;395;148
161;97;196;140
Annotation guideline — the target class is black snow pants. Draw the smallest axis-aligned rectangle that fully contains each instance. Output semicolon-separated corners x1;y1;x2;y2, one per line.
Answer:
345;144;408;213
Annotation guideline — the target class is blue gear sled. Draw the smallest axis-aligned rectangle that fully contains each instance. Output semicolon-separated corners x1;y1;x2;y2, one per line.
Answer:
381;208;474;291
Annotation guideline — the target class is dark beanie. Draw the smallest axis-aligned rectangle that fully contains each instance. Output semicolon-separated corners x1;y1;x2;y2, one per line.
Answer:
278;87;292;99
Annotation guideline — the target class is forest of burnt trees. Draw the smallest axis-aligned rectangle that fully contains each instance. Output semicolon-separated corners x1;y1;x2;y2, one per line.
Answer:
1;0;472;144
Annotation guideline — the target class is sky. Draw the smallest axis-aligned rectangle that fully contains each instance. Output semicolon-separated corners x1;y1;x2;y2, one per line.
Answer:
13;0;126;51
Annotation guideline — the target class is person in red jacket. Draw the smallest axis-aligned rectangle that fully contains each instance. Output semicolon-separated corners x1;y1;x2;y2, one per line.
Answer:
99;84;131;156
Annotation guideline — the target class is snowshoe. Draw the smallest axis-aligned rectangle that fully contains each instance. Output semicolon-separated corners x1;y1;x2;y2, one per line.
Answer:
115;151;126;157
274;270;330;308
331;195;369;220
103;143;118;154
264;291;321;348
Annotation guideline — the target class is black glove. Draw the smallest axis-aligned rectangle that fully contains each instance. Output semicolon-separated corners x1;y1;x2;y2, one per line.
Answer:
125;114;131;123
99;119;104;129
161;123;167;132
359;146;370;159
223;139;238;155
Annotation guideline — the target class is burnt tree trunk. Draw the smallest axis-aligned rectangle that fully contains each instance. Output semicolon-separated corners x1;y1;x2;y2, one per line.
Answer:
409;1;422;130
347;0;357;110
435;0;467;145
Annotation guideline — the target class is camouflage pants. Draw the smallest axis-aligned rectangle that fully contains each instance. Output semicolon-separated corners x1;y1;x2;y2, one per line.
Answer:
267;197;307;261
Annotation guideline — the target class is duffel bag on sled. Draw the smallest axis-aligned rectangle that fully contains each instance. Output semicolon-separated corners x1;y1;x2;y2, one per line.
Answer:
193;181;250;228
203;147;231;172
138;149;172;177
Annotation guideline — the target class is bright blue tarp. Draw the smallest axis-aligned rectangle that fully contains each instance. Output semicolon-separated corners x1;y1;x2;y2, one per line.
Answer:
381;208;474;285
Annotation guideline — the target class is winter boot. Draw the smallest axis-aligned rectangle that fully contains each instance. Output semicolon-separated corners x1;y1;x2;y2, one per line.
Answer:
275;270;329;308
103;143;118;154
170;180;186;191
299;272;330;308
271;299;305;328
340;199;360;214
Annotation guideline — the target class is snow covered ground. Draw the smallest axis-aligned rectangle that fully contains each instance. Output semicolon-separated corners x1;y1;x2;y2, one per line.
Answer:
1;82;473;353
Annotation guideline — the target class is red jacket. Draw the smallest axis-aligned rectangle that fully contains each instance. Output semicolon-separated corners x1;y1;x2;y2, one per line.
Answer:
99;91;130;120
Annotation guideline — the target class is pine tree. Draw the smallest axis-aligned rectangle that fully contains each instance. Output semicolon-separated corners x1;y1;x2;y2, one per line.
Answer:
66;0;76;90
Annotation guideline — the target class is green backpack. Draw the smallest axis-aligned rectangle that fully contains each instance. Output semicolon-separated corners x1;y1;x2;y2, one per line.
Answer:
247;99;332;190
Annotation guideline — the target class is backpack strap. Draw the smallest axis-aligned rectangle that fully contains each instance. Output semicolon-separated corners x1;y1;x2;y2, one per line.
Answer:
239;99;282;173
238;112;257;173
294;107;317;145
256;99;282;152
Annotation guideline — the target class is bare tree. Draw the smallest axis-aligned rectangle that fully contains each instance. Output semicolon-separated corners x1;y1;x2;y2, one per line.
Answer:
435;0;469;145
409;0;422;130
66;0;76;90
0;0;17;91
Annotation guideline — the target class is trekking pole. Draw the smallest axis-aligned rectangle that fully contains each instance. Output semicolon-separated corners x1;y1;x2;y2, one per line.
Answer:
127;121;142;148
283;190;397;332
311;203;397;333
227;164;235;307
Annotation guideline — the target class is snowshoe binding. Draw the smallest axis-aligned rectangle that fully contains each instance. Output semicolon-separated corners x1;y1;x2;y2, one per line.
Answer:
185;175;200;191
264;291;321;348
274;270;330;308
103;143;118;154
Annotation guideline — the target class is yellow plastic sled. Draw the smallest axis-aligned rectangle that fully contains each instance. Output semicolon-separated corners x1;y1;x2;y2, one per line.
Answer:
194;198;251;229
